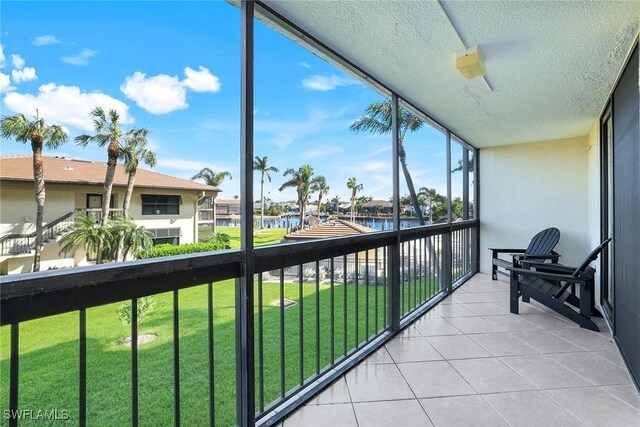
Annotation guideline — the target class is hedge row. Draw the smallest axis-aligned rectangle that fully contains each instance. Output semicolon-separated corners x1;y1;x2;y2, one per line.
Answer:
138;241;229;259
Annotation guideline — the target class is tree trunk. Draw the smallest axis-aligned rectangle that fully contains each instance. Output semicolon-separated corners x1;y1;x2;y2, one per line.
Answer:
101;140;120;226
31;136;45;272
299;197;306;228
260;175;265;228
123;168;137;217
399;141;425;226
429;199;433;224
317;193;323;219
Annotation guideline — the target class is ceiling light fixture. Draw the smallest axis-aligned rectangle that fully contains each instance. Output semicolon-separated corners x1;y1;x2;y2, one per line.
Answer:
456;46;485;80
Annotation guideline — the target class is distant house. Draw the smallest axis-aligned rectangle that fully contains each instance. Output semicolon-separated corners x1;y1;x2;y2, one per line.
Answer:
216;199;241;215
0;156;219;274
361;200;393;215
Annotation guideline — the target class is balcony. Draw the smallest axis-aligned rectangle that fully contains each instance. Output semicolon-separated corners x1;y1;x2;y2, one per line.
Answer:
284;274;639;426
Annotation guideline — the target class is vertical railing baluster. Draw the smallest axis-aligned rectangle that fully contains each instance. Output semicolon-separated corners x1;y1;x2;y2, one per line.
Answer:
374;248;379;334
383;246;387;328
173;291;180;427
400;242;404;316
343;255;347;356
298;266;304;386
279;271;285;398
131;300;138;427
330;258;335;364
365;251;369;339
208;283;217;425
315;261;320;374
79;309;87;427
9;324;19;427
411;240;418;309
354;253;359;347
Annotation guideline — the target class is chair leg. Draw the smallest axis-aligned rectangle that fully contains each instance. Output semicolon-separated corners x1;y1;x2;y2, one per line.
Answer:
522;295;530;303
510;274;519;314
492;251;498;280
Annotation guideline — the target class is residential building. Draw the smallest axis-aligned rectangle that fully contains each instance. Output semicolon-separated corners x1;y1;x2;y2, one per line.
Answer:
0;156;218;274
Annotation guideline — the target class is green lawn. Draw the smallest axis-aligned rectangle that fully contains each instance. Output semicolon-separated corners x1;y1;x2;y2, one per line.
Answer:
0;276;438;426
199;226;288;248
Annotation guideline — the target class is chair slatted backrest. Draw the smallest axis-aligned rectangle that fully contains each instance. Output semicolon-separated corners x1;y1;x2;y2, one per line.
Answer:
571;238;613;278
525;227;561;262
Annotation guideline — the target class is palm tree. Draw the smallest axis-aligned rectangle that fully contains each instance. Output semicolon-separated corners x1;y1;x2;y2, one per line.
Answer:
120;128;156;216
109;216;152;261
191;167;232;187
350;101;425;224
1;111;68;272
346;177;363;222
253;156;279;228
310;175;329;217
279;165;314;228
76;107;124;226
418;187;439;224
330;195;341;214
59;213;112;264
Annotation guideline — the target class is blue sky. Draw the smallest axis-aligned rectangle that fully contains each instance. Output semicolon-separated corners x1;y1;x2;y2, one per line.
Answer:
1;1;460;202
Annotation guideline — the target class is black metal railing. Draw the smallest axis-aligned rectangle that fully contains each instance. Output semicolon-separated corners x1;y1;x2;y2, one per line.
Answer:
0;220;477;426
0;210;79;256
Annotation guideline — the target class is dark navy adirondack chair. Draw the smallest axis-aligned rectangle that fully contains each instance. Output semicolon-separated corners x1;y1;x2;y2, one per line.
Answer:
507;238;611;331
490;227;561;280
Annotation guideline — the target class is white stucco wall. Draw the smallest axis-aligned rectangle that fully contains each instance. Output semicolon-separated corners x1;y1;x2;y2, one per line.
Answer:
479;136;590;273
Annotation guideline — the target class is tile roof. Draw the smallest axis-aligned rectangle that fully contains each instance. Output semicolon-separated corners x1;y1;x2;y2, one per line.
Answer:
284;219;376;241
0;156;219;193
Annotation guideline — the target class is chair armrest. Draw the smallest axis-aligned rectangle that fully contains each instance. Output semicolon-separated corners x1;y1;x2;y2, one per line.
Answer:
490;248;526;255
506;267;587;285
520;262;574;273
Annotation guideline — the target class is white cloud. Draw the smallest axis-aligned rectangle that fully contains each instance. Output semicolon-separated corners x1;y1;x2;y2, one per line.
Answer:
0;72;12;93
298;61;311;69
60;49;98;66
0;45;5;68
183;66;221;93
11;54;25;70
33;35;60;46
11;67;37;83
301;74;357;91
156;158;208;172
255;110;330;149
120;71;187;115
302;144;344;159
3;83;133;131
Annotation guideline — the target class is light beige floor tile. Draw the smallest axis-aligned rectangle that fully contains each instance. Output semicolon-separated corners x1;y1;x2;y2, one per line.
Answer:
431;303;476;318
386;336;443;363
307;377;351;405
345;363;415;402
453;292;507;304
449;358;534;394
499;355;593;389
459;302;511;315
543;387;640;427
469;333;539;357
510;330;586;353
397;325;423;338
483;390;584;427
413;317;464;336
420;395;507;427
551;328;616;352
517;313;578;330
426;335;493;360
284;403;357;427
362;346;395;365
593;348;626;368
447;316;507;334
353;399;433;427
548;352;633;386
601;385;640;410
397;361;476;398
482;314;542;332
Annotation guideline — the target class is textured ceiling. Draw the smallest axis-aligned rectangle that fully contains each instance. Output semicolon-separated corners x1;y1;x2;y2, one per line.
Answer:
261;1;639;147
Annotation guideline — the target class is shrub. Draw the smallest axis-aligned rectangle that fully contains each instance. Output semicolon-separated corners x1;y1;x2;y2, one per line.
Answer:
302;266;327;282
118;296;155;326
138;239;229;259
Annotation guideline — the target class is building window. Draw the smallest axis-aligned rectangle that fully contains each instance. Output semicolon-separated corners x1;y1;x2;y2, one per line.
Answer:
141;195;181;215
152;237;180;246
147;228;181;246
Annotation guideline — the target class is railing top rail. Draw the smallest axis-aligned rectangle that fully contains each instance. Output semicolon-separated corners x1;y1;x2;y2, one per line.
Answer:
1;249;244;325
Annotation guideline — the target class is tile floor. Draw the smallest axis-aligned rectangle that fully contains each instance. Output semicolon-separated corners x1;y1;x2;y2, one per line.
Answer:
283;273;640;427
